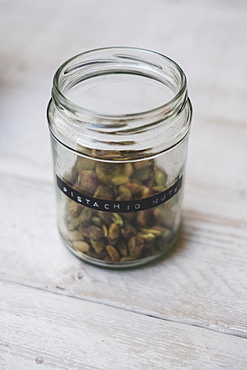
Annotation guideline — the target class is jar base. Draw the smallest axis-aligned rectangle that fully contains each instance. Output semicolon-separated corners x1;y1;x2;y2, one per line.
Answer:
60;226;181;270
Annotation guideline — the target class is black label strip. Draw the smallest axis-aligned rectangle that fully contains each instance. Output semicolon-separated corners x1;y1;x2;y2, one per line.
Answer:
57;175;183;213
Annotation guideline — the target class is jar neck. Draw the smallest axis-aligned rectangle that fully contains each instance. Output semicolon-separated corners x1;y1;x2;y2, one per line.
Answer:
48;47;192;160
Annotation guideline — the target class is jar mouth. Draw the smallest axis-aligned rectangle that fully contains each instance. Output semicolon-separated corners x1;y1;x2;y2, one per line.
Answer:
52;47;187;125
49;47;192;159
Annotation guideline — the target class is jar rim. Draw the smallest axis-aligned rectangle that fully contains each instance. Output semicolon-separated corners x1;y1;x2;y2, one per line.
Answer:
48;47;192;159
52;46;187;121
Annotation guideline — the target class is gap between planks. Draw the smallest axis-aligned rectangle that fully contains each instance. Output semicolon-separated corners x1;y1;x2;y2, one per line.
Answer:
1;171;247;340
1;273;246;342
2;278;247;370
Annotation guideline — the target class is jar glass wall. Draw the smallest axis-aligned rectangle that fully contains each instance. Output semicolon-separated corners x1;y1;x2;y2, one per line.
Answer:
47;47;192;268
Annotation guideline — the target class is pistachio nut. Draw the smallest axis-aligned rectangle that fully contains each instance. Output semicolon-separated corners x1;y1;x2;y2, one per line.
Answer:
117;239;129;257
154;169;167;187
67;216;81;231
128;235;144;257
91;239;106;254
66;200;81;217
78;170;99;193
68;230;84;242
136;210;153;228
106;245;120;262
73;241;90;252
76;157;95;171
108;223;120;245
80;225;104;240
63;156;178;263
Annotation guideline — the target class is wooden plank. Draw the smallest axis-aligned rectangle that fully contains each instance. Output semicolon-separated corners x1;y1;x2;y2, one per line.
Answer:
184;115;247;221
1;280;247;370
1;0;247;218
1;0;247;367
1;0;247;117
0;0;247;367
0;84;246;222
1;174;247;338
0;87;53;181
1;0;247;224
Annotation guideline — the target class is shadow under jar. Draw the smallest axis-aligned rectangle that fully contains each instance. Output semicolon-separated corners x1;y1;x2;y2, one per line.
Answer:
47;47;192;269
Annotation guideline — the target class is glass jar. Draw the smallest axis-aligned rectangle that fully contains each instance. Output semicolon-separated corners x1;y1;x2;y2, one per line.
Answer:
47;47;192;269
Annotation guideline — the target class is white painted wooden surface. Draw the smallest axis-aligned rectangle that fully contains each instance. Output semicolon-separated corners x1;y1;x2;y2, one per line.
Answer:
1;0;247;369
1;281;247;370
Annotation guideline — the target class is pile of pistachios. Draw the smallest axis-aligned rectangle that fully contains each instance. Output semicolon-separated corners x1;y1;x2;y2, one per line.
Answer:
62;156;177;263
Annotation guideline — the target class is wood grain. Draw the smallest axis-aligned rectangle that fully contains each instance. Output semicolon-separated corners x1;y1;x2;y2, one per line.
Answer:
1;0;247;368
1;280;247;370
0;89;246;222
1;174;247;339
